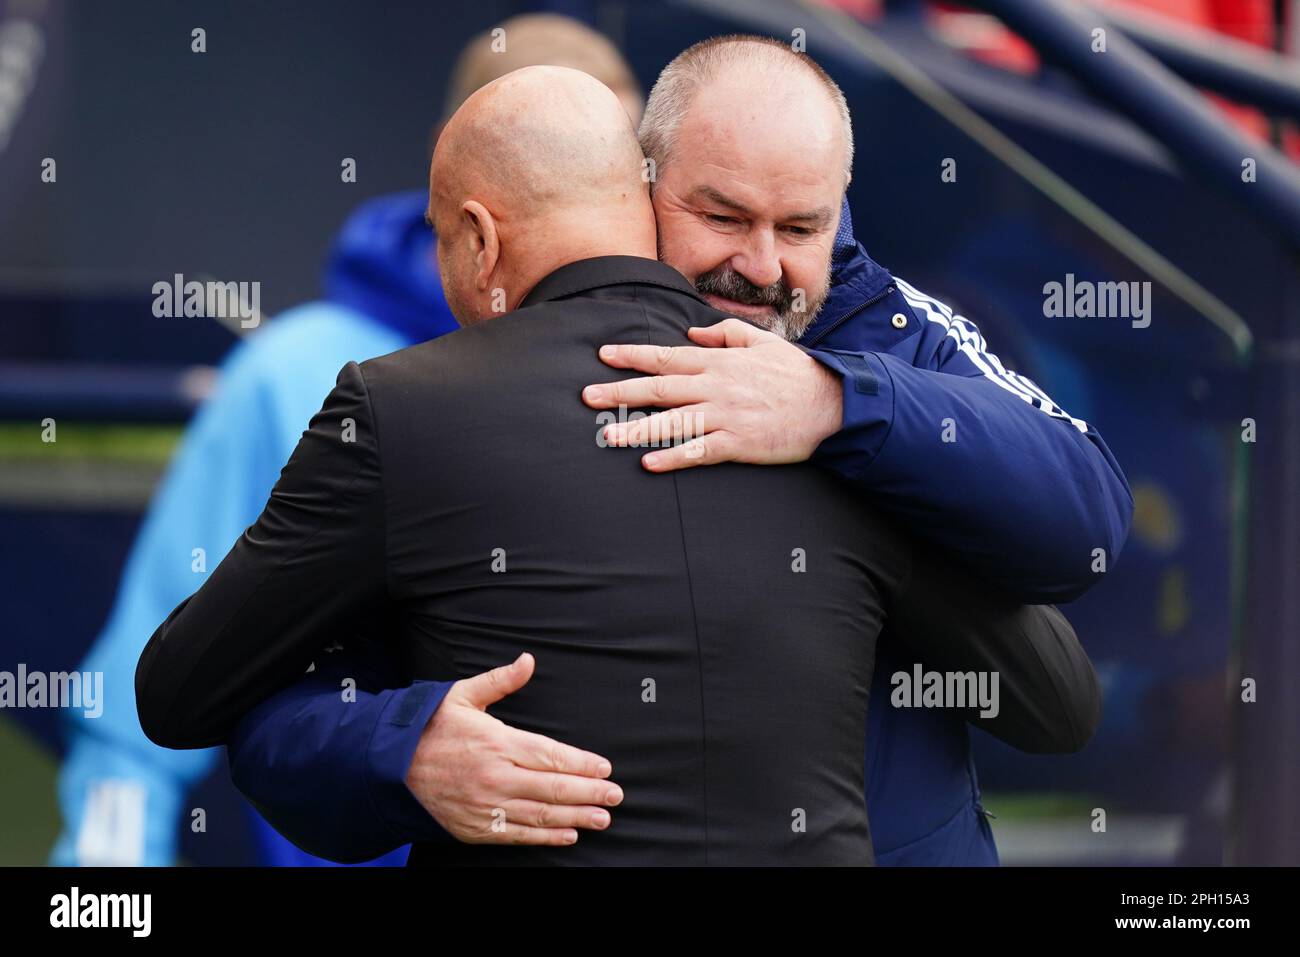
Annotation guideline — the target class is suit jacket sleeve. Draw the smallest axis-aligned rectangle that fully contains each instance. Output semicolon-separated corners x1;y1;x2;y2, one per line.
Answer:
135;361;388;750
888;542;1101;754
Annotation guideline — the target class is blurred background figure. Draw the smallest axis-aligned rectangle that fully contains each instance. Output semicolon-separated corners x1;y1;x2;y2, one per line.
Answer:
2;0;1296;866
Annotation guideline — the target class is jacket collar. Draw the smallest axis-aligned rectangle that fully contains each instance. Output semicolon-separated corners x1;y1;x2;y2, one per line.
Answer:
521;256;706;309
799;197;897;344
830;195;894;298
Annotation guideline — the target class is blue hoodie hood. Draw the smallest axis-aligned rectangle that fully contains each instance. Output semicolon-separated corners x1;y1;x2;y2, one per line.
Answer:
800;196;895;346
323;190;460;346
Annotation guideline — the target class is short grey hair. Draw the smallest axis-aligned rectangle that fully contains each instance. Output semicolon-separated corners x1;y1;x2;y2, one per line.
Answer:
639;34;854;189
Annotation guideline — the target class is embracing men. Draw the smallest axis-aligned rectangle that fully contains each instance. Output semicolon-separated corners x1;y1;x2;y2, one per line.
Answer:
137;36;1126;866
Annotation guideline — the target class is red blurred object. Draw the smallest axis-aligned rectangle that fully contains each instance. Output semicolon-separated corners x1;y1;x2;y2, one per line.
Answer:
806;0;885;21
929;3;1041;73
929;0;1294;156
1203;0;1275;47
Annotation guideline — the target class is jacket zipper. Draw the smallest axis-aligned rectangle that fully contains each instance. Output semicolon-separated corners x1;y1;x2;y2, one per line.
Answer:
804;282;896;348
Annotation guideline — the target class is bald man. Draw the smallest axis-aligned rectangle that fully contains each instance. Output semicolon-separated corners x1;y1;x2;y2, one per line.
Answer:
428;67;656;321
134;66;1093;865
51;11;646;869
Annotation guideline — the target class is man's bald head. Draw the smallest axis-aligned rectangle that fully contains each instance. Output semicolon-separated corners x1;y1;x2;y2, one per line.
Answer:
429;66;656;326
433;65;645;222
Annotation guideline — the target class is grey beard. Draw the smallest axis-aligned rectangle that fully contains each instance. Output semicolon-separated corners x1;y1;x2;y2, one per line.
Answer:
697;269;829;342
760;306;819;343
657;235;831;341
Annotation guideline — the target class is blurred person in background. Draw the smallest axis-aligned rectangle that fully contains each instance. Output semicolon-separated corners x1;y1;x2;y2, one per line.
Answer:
50;12;642;868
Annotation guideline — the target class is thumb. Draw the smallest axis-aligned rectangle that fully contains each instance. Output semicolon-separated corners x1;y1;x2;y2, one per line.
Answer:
688;316;765;348
456;652;535;710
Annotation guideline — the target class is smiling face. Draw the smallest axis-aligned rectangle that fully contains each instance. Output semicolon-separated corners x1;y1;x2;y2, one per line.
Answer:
650;64;847;341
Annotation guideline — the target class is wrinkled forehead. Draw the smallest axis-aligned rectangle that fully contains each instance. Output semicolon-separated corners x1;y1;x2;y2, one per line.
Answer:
669;84;845;211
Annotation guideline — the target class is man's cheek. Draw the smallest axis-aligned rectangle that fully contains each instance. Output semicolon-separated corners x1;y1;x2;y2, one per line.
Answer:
657;234;701;282
791;255;832;306
661;227;724;284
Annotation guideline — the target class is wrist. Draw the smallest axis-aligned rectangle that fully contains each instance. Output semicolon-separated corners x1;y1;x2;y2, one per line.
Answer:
808;355;844;447
368;681;455;842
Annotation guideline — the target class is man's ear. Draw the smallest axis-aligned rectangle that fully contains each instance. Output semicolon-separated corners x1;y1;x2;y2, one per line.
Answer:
461;200;499;291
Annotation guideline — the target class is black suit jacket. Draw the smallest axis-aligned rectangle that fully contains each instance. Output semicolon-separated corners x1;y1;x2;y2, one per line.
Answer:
137;256;1097;865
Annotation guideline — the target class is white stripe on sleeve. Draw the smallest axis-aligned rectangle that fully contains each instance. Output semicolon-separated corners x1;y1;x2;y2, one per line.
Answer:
894;277;1089;434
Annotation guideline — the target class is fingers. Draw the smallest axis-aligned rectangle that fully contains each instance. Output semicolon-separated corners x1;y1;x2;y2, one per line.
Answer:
453;652;534;709
503;767;625;810
458;799;615;846
596;342;712;375
583;374;708;411
499;799;613;833
641;433;738;472
600;405;712;448
407;701;624;847
687;316;769;348
470;822;581;847
509;727;614;779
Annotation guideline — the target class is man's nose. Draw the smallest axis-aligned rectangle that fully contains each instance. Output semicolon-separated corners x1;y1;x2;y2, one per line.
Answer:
731;231;782;291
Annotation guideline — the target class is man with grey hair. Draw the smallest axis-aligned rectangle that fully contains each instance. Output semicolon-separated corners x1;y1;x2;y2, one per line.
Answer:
206;34;1126;866
580;35;1128;865
637;34;854;340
